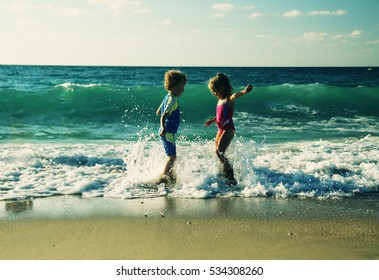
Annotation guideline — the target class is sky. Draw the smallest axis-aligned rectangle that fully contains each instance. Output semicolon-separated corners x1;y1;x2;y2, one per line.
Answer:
0;0;378;66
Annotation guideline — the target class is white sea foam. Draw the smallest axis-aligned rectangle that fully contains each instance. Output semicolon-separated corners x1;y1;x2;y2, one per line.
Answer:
55;82;101;90
0;136;378;201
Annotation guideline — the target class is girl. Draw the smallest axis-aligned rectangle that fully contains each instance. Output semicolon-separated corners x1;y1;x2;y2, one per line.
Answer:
205;73;252;185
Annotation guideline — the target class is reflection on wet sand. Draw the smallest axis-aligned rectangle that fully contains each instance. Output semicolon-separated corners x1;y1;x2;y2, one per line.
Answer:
5;200;33;213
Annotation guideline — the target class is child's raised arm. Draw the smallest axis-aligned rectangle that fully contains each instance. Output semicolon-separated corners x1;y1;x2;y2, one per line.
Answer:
230;84;253;101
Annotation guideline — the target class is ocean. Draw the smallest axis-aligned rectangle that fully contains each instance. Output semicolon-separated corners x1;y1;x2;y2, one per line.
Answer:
0;65;378;200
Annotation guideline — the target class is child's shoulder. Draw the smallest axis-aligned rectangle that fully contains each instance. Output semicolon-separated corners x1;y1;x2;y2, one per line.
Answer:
217;99;234;108
217;99;225;105
168;93;179;101
226;96;235;106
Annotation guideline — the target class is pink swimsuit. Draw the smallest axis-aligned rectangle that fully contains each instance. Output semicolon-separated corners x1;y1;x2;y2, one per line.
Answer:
216;102;235;134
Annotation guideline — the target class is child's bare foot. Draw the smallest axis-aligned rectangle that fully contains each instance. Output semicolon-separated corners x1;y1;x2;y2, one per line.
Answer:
227;178;237;186
217;170;237;186
157;174;176;185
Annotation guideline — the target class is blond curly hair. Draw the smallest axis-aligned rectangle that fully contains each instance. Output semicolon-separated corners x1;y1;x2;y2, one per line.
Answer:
164;70;187;91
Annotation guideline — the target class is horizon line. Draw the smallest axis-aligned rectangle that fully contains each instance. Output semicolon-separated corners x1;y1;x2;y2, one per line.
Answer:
0;63;377;68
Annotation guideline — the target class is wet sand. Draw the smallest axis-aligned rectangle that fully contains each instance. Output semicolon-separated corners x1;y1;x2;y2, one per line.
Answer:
0;195;378;260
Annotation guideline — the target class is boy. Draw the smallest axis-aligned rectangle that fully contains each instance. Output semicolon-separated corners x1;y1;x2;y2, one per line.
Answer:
156;70;187;183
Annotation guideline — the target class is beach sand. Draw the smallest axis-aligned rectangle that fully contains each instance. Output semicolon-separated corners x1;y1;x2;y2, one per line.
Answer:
0;195;378;260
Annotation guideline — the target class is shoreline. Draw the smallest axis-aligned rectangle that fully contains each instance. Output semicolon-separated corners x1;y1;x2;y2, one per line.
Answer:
0;195;378;260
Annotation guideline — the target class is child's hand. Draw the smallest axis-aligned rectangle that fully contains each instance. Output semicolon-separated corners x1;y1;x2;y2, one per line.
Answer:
204;118;215;126
231;85;253;101
245;84;253;93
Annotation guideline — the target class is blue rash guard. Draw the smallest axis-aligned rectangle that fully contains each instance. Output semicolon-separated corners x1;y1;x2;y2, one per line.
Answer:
158;93;180;156
159;93;180;133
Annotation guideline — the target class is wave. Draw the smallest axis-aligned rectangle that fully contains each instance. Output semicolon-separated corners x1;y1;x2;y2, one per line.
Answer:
0;136;378;200
1;83;379;124
1;83;379;141
245;83;379;118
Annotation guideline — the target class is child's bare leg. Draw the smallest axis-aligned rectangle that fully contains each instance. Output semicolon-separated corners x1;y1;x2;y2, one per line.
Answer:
161;155;176;182
215;130;236;182
217;153;234;179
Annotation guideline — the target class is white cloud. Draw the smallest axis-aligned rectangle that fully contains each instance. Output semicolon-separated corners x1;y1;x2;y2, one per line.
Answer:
331;33;344;40
282;10;303;18
302;32;328;41
211;13;225;18
88;0;150;16
171;33;196;43
332;30;363;40
212;3;234;11
226;35;236;43
366;40;379;45
129;1;151;14
256;34;274;39
88;0;127;16
8;3;53;12
301;30;363;42
250;12;265;18
349;30;362;38
161;19;172;26
127;35;148;42
308;10;347;16
88;0;108;4
60;7;91;17
16;17;49;28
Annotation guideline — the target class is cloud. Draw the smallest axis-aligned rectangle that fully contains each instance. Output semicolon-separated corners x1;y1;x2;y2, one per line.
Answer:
88;0;151;16
301;30;363;42
161;19;172;26
302;32;328;42
250;12;265;18
88;0;127;16
129;1;151;14
256;34;274;39
349;30;363;38
226;35;236;43
308;10;347;16
282;10;303;18
332;30;363;39
8;3;53;12
212;3;234;11
171;33;197;43
366;40;379;45
16;17;49;28
60;7;91;17
211;13;225;18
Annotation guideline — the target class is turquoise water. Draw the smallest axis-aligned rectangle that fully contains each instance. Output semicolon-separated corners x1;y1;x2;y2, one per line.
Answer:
0;66;378;200
1;66;378;142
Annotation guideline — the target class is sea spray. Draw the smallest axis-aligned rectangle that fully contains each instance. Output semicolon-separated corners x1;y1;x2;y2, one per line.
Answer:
1;136;378;201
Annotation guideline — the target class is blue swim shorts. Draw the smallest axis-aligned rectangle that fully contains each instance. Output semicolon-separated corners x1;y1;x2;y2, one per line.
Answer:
160;132;176;156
